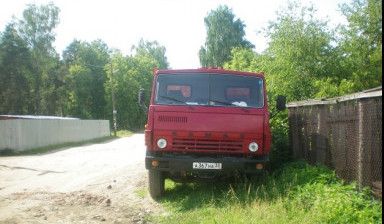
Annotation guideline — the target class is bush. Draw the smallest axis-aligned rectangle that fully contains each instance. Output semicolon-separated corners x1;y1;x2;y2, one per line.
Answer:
158;161;382;224
269;110;292;170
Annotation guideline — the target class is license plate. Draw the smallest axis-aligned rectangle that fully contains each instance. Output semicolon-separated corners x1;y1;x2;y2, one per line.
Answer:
193;162;222;170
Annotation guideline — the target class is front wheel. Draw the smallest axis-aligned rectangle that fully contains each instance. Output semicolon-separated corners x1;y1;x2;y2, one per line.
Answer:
148;170;165;199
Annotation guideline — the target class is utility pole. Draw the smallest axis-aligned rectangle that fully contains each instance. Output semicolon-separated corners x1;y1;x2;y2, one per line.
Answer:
110;62;117;136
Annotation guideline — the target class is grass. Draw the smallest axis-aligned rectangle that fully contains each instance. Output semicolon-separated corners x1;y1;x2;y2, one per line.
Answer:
116;130;134;137
152;160;382;224
134;189;148;198
0;129;134;156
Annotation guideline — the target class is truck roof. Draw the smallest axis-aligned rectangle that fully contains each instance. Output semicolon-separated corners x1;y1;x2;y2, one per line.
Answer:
155;68;264;77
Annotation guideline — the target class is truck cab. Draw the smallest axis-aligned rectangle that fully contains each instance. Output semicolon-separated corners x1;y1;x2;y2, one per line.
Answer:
140;68;272;198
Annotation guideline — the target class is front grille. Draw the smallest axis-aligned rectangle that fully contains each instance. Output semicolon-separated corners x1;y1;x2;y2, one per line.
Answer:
172;138;243;152
158;116;188;123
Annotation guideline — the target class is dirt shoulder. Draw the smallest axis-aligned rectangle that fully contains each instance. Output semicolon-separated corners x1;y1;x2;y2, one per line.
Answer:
0;134;165;223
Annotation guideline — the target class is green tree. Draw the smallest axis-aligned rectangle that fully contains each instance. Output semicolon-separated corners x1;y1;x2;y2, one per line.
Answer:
313;0;382;97
63;39;110;119
0;23;33;114
339;0;382;91
262;1;333;101
224;47;261;72
224;2;336;168
106;53;156;130
18;3;60;114
224;1;382;168
199;5;254;68
131;39;169;69
106;40;168;130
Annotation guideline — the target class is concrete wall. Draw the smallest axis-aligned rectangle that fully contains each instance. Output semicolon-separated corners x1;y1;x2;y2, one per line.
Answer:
0;119;110;151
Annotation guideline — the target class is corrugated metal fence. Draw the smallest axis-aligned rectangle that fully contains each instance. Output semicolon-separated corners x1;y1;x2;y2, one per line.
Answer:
287;87;382;199
0;116;110;151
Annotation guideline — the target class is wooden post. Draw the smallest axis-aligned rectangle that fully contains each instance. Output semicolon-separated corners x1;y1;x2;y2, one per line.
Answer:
358;100;364;189
111;62;117;137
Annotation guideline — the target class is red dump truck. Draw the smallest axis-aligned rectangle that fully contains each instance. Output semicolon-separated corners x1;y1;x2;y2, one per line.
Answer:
139;68;282;198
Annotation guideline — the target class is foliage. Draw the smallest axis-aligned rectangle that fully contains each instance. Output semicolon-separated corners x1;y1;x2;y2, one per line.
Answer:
0;3;168;131
199;5;254;68
0;0;381;132
105;51;158;131
18;3;60;114
224;0;382;167
116;130;133;138
224;47;261;72
156;161;382;224
268;111;292;170
224;48;294;170
262;1;334;102
1;2;382;222
63;39;110;119
131;38;169;69
315;0;382;97
0;23;33;114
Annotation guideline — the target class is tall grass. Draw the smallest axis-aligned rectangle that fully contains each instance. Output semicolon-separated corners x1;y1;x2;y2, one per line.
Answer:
154;161;382;224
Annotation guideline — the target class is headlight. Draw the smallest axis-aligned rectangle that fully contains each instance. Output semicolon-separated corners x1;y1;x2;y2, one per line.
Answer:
248;142;259;152
157;138;167;149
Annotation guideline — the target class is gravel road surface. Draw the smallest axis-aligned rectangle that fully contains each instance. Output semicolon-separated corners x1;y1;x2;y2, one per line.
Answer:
0;134;164;223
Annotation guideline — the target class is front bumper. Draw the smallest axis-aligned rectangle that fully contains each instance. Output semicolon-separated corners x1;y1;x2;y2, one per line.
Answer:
145;153;269;174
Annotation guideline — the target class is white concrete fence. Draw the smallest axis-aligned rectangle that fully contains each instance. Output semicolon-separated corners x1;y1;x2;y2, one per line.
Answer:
0;119;110;151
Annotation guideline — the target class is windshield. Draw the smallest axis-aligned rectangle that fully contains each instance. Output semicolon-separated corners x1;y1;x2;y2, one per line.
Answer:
154;73;265;108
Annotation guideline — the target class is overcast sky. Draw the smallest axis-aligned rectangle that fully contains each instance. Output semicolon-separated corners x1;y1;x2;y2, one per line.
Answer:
0;0;350;69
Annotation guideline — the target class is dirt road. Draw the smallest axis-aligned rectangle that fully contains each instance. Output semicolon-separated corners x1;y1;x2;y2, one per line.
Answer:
0;134;164;223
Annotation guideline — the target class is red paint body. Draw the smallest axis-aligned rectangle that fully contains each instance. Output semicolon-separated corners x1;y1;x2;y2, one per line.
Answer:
144;68;272;180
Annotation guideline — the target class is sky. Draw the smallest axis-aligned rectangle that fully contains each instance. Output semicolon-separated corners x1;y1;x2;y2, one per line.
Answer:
0;0;350;69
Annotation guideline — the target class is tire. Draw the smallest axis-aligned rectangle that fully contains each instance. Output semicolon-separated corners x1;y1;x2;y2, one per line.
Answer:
148;170;165;199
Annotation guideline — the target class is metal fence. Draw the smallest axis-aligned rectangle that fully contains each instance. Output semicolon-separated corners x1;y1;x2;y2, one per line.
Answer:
287;87;382;199
0;116;110;151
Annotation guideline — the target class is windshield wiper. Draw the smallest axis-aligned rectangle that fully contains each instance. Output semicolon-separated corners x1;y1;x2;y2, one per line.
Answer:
209;100;232;106
209;100;249;113
160;95;196;110
159;95;187;105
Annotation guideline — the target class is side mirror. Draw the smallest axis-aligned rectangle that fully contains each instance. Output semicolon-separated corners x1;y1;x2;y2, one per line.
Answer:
276;95;286;111
138;89;148;114
138;89;146;106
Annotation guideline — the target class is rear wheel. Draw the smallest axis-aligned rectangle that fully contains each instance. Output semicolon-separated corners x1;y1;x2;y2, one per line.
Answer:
148;170;165;198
